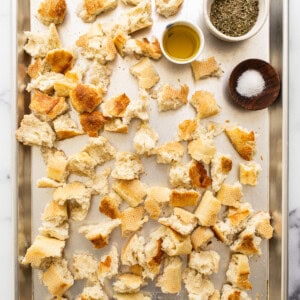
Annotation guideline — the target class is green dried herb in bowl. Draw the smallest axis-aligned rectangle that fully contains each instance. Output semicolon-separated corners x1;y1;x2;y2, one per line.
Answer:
210;0;259;37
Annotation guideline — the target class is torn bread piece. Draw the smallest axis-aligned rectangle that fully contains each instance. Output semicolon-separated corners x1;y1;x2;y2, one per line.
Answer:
85;62;112;93
83;136;116;165
212;220;236;246
45;49;74;74
53;181;92;221
77;0;118;22
189;251;220;276
80;111;108;137
41;201;68;226
133;122;159;156
76;282;108;300
169;162;192;188
230;226;262;255
189;161;212;189
53;113;83;140
68;151;97;178
155;0;183;18
217;182;243;208
157;84;189;112
86;167;111;196
121;234;145;266
30;91;68;122
247;211;273;240
76;23;117;63
112;179;147;207
227;203;254;228
123;88;149;125
98;245;119;284
37;0;67;25
24;23;61;58
191;226;214;251
194;191;221;226
113;273;144;294
176;119;198;141
226;254;251;290
99;192;122;219
111;152;144;180
27;72;65;93
41;147;69;183
72;253;98;281
220;284;251;300
182;268;215;300
79;219;121;249
16;114;56;147
190;90;221;119
120;206;148;237
191;57;222;80
22;235;65;269
70;83;103;113
41;259;74;297
144;186;170;219
113;292;151;300
188;136;216;164
211;153;232;192
104;118;129;133
27;58;45;79
130;57;160;89
239;161;262;186
170;188;200;207
102;94;130;118
225;126;256;161
155;141;185;164
156;256;182;294
159;207;197;236
39;221;69;241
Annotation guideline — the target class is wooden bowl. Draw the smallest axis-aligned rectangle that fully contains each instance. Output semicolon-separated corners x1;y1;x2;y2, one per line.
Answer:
229;59;281;110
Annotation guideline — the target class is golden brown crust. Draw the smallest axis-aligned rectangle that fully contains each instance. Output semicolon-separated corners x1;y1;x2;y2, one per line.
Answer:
135;38;162;60
99;195;121;219
30;91;68;121
191;226;214;250
27;58;44;79
156;141;185;164
189;161;212;189
102;93;131;117
191;57;222;80
84;0;104;15
45;49;74;74
188;137;216;164
80;111;108;137
170;189;200;207
225;127;256;161
217;182;243;208
114;33;128;57
70;84;103;113
37;0;67;25
177;119;197;141
221;157;233;173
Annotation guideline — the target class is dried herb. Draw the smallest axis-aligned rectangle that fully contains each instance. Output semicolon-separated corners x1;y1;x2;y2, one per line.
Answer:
210;0;259;37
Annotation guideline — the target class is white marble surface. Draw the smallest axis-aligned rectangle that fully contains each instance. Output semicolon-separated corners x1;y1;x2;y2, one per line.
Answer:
0;1;299;299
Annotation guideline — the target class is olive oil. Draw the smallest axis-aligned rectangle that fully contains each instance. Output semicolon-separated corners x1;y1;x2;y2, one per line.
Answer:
163;24;200;61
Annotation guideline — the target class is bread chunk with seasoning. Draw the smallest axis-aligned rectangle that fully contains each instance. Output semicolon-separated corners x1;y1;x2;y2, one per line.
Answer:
239;161;262;186
220;284;251;300
120;206;148;237
155;0;183;18
113;179;147;207
189;250;220;276
211;153;232;192
53;113;83;140
79;219;121;249
191;226;214;250
159;208;197;236
130;58;160;89
111;152;144;180
190;90;221;119
226;254;252;290
72;253;98;281
225;126;256;161
24;23;61;58
156;141;185;164
98;245;119;284
16;114;56;147
37;0;67;25
113;273;144;294
170;188;200;207
188;136;216;164
22;235;65;269
45;49;74;74
80;111;108;137
41;259;74;297
156;256;182;294
191;57;222;80
194;191;221;226
217;182;243;208
157;84;189;112
77;0;118;23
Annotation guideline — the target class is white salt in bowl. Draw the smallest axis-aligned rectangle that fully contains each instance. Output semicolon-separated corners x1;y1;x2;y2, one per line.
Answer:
203;0;269;42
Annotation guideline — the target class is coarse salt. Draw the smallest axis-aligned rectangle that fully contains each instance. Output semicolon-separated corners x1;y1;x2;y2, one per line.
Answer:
236;69;265;98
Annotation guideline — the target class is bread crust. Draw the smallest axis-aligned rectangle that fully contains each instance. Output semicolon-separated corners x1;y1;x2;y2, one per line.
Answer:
80;111;108;137
170;189;200;207
37;0;67;25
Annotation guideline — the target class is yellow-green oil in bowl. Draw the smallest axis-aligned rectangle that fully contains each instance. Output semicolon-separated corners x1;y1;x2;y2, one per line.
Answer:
163;24;201;62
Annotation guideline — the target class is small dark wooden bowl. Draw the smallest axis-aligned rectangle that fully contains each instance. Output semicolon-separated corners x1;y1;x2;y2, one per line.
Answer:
229;59;281;110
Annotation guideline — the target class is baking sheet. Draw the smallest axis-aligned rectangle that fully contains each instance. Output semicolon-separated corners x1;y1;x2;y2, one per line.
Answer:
12;0;288;299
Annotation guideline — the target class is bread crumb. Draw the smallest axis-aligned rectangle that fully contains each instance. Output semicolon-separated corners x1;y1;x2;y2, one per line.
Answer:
155;0;183;17
239;161;262;186
156;141;185;164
